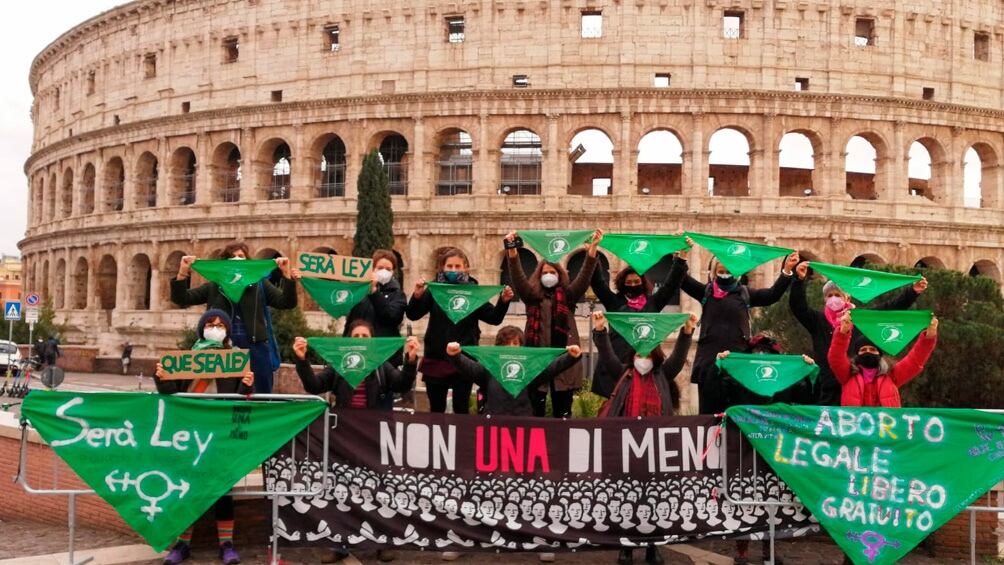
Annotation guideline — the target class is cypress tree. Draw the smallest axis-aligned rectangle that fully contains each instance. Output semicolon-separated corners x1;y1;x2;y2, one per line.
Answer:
353;150;395;258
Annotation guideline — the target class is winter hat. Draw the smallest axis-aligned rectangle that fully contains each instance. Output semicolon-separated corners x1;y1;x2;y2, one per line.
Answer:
197;309;233;340
747;335;783;354
852;334;877;352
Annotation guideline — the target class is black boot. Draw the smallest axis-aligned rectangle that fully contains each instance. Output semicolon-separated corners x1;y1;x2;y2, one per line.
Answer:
644;546;664;565
617;548;634;565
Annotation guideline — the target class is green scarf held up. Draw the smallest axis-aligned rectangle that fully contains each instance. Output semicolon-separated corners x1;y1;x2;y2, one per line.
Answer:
307;337;406;387
809;262;922;304
462;346;566;397
600;234;689;275
300;278;372;319
685;233;793;277
715;352;820;397
426;283;504;324
604;312;691;357
851;309;933;356
518;230;594;263
190;259;278;303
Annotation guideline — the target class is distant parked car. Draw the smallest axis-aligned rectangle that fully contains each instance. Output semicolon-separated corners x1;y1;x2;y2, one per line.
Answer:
0;340;21;373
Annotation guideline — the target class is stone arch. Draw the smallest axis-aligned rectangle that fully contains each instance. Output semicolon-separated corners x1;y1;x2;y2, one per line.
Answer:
256;137;292;200
60;167;74;218
778;131;818;197
844;131;888;200
80;163;96;214
33;176;45;225
313;134;347;198
161;251;187;310
211;142;241;203
70;256;88;310
134;151;159;208
40;259;49;303
499;128;542;195
568;127;614;196
970;259;1002;283
435;128;473;196
97;254;117;310
637;129;684;195
104;156;125;212
914;256;946;270
850;253;887;268
566;250;611;302
169;147;197;206
907;136;948;203
964;142;999;209
128;253;152;310
708;127;754;196
499;248;539;296
53;258;66;309
47;172;57;219
370;131;409;196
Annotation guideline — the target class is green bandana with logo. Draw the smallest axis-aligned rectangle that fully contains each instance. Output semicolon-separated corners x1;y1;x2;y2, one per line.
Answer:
604;312;691;357
600;234;689;275
809;262;922;304
461;346;566;397
715;353;820;397
685;233;792;277
307;337;406;387
851;309;933;356
426;283;504;324
300;278;371;319
191;259;278;303
518;230;595;263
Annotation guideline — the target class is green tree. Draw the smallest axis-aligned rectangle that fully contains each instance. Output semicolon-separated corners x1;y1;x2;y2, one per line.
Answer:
756;264;1004;408
353;150;395;260
7;299;64;345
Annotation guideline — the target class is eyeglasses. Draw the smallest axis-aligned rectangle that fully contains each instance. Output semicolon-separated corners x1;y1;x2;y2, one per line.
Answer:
204;323;228;329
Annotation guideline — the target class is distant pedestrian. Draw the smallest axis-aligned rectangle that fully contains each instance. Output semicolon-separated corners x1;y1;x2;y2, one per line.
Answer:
121;341;133;375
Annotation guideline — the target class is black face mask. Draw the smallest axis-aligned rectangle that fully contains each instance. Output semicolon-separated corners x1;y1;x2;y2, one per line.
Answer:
716;276;737;289
856;353;881;369
623;285;644;298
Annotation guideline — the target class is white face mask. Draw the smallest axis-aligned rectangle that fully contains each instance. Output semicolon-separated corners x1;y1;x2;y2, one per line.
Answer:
541;273;559;288
375;269;394;285
203;327;228;343
229;256;245;261
633;357;654;374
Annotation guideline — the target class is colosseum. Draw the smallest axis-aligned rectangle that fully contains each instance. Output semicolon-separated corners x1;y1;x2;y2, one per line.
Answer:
20;0;1004;359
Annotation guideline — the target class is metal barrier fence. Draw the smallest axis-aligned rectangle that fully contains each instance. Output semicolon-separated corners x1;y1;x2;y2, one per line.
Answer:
718;421;1004;565
15;393;331;565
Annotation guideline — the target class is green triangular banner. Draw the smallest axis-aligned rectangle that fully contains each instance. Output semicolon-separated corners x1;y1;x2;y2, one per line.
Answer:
518;230;594;263
715;353;820;397
301;278;371;319
21;391;325;552
307;337;406;388
685;233;793;277
462;346;565;397
727;404;1004;565
809;262;922;304
600;233;689;275
604;312;691;357
851;309;933;356
190;259;278;303
426;283;505;324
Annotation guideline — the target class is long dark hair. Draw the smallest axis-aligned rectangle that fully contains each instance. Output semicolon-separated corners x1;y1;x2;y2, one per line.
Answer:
613;267;653;296
526;261;570;298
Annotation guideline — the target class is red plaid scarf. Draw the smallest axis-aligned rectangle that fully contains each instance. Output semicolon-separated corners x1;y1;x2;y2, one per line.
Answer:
623;369;663;417
524;286;571;346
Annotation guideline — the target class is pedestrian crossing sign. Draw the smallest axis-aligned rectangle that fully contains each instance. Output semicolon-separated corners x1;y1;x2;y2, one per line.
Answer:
4;301;21;321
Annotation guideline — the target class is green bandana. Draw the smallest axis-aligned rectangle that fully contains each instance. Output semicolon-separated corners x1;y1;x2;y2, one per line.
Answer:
600;234;689;275
426;283;504;324
604;312;691;357
461;346;566;397
300;278;371;319
518;230;594;263
307;337;406;388
21;391;325;552
190;259;278;303
685;233;793;277
192;340;224;351
851;309;933;356
715;353;820;397
809;262;922;304
727;404;1004;565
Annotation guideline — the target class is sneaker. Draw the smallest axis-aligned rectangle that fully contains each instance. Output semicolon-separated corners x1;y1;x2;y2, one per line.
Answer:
219;542;240;565
441;552;461;561
617;549;634;565
644;546;664;565
163;542;191;565
539;553;555;562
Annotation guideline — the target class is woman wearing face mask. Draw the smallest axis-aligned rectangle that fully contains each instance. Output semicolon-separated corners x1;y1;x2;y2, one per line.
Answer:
591;311;696;565
829;311;938;407
676;239;800;414
172;241;298;394
406;247;514;414
343;250;408;368
155;309;253;565
503;230;603;418
790;261;927;405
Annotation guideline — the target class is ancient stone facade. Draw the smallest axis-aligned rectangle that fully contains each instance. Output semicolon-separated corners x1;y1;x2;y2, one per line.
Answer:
19;0;1004;356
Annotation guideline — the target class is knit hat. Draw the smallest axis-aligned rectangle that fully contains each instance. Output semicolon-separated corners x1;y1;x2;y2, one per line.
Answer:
852;334;877;352
197;309;233;341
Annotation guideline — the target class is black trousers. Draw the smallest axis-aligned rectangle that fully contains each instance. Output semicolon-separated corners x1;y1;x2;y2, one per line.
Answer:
529;381;574;418
425;375;473;414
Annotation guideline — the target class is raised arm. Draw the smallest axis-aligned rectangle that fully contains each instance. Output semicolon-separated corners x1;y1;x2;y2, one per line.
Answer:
789;265;823;331
661;316;696;380
749;253;798;307
873;287;920;311
651;256;687;311
386;337;420;393
506;251;537;303
263;277;298;309
446;343;492;389
589;267;620;311
890;319;938;387
477;287;513;325
566;254;598;303
827;316;854;386
170;277;212;308
677;259;707;301
591;313;628;387
532;351;581;389
405;283;432;321
294;359;337;395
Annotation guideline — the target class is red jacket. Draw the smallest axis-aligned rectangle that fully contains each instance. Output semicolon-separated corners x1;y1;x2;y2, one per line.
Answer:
828;328;937;408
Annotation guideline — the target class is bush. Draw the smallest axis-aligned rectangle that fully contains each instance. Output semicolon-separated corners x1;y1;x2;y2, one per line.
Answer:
7;299;64;345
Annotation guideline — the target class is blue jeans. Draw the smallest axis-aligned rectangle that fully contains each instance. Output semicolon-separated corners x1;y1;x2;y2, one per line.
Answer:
231;336;274;394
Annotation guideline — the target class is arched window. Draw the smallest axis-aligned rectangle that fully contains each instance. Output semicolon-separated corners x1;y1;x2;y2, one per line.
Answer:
319;137;347;197
778;132;815;197
436;129;473;196
170;148;197;205
845;135;878;200
569;129;614;196
637;130;683;195
708;128;751;196
499;129;542;195
135;152;158;208
378;134;409;196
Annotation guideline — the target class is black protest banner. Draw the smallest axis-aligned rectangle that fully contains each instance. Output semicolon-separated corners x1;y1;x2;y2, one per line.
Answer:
267;410;818;551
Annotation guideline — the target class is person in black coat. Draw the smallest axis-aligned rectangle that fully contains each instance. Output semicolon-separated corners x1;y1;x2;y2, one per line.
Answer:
446;326;582;417
171;241;297;394
343;249;407;339
677;240;800;414
789;261;926;405
293;320;418;409
406;247;514;414
588;257;687;398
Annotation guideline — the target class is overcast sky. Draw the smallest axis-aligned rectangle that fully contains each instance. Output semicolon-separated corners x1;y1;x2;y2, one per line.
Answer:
0;1;981;258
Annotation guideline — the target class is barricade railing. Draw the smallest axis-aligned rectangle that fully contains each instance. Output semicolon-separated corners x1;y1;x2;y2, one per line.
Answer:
15;393;331;565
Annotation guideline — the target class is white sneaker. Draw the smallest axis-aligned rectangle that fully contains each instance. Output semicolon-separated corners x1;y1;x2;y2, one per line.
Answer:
539;553;555;562
441;552;461;561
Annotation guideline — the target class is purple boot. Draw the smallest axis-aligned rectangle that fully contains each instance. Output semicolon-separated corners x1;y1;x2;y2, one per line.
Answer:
219;541;241;564
163;542;191;565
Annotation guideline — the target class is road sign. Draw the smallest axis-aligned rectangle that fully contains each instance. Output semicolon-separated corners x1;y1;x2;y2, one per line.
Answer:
26;307;40;324
25;293;40;306
4;301;21;321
